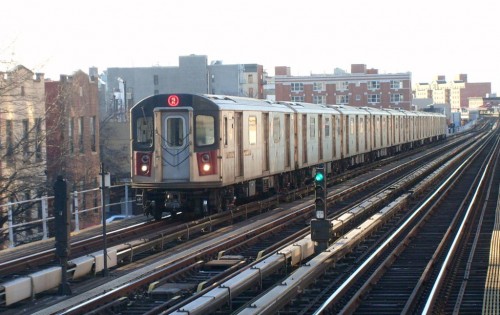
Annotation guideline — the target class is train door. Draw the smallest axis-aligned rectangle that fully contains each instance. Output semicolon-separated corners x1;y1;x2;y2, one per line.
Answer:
285;114;291;168
332;115;337;159
346;115;350;155
263;113;269;172
379;116;383;148
160;109;191;181
355;115;359;153
364;115;369;151
340;115;345;158
302;114;308;164
294;114;299;168
235;112;243;178
318;114;323;161
386;116;390;146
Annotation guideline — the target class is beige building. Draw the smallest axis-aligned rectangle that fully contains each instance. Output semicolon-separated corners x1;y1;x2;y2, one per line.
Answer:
0;65;47;245
414;74;491;113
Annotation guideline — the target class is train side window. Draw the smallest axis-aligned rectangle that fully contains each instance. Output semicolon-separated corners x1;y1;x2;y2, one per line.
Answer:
310;117;316;138
224;116;228;146
195;115;215;146
273;116;280;143
325;117;330;137
249;116;257;145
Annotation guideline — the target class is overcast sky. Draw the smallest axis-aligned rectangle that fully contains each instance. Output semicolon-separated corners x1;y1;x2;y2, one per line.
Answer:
2;0;499;92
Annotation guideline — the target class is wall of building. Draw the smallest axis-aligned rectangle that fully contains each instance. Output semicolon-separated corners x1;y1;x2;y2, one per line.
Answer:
0;65;47;197
413;75;491;112
275;65;412;109
45;71;101;227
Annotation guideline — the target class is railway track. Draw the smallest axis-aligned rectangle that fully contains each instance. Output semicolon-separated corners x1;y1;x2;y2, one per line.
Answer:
234;126;499;314
121;133;488;314
0;129;470;280
0;129;482;314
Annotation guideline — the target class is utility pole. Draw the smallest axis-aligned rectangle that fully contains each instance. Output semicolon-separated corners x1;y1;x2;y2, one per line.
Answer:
100;163;110;276
53;175;72;295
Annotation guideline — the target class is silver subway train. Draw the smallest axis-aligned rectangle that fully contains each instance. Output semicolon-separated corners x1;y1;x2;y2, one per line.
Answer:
130;94;447;219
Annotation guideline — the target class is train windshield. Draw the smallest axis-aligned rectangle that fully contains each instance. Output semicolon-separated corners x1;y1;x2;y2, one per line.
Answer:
136;116;153;147
195;115;215;146
166;117;185;147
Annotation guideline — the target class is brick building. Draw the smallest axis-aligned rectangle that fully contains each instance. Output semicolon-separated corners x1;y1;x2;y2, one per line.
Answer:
45;70;101;228
275;64;412;110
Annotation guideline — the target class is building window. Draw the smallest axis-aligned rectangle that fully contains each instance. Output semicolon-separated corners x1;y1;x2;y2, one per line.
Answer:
69;118;74;154
90;116;96;152
313;82;323;91
248;74;253;84
368;94;381;103
35;118;42;161
22;119;29;159
78;117;84;153
154;75;159;85
390;94;404;103
313;95;325;104
248;116;257;145
248;87;254;97
336;95;349;104
291;82;304;92
6;119;13;157
356;95;361;101
390;80;402;89
291;96;304;102
21;86;25;96
336;81;348;91
368;81;380;89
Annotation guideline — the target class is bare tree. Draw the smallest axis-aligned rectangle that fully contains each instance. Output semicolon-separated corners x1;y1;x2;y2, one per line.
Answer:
0;63;69;247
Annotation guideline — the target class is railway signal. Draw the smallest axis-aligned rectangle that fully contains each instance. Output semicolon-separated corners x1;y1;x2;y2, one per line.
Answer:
311;164;331;253
314;166;326;219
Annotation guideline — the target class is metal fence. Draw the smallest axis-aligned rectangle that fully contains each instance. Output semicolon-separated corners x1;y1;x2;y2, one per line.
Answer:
1;184;134;248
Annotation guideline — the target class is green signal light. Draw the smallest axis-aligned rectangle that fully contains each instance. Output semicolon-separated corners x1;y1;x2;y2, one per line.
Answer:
315;172;324;182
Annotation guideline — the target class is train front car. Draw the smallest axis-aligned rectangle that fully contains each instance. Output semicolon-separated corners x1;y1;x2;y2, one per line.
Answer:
131;94;220;220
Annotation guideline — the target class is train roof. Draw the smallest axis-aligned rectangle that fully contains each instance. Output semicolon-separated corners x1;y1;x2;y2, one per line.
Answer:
205;95;294;112
132;94;445;118
276;101;340;114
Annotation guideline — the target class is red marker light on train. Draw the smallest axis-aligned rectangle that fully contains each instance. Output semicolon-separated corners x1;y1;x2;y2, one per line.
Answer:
167;95;180;107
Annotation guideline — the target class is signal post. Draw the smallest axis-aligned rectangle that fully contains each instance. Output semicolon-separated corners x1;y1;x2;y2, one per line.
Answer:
310;164;332;253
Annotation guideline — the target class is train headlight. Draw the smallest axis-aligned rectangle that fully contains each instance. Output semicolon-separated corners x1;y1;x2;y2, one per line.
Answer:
135;152;152;177
197;151;217;176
